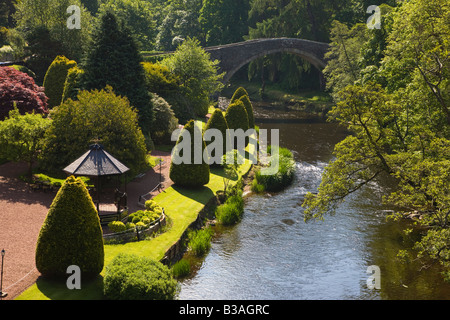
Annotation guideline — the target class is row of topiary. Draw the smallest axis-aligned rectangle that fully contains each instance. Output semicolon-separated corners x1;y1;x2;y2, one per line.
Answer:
169;87;255;189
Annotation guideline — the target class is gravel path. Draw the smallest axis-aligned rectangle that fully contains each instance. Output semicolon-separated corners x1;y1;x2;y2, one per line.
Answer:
0;150;172;300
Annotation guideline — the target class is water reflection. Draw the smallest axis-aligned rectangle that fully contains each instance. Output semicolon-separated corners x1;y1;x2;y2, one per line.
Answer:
179;105;450;300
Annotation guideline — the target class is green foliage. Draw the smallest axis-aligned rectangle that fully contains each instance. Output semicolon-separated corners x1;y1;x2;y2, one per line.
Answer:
35;176;104;279
43;56;77;108
80;11;154;134
108;221;127;233
238;95;255;129
160;38;224;117
253;147;295;193
215;190;244;225
97;0;156;51
141;62;194;124
230;87;249;103
225;100;249;131
127;202;163;226
0;108;51;178
62;66;84;102
188;227;213;257
41;86;148;175
169;120;210;188
205;108;230;157
150;94;179;145
103;253;179;300
171;259;191;279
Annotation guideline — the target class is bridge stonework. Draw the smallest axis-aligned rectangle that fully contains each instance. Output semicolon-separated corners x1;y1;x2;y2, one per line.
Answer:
204;38;330;84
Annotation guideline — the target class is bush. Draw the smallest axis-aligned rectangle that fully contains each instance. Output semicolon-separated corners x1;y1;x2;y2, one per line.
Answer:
225;100;249;132
40;86;148;175
0;66;49;120
103;253;179;300
151;94;179;145
142;62;194;124
171;259;191;279
188;227;213;257
35;176;104;279
43;55;77;108
216;192;244;226
254;147;296;192
108;221;127;233
127;201;163;225
230;87;249;103
205;108;230;159
62;66;84;102
238;95;255;129
170;120;210;188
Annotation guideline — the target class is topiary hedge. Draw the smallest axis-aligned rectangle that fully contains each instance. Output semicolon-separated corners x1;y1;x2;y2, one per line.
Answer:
35;176;104;279
204;108;230;161
225;100;249;132
238;94;255;129
62;66;84;102
43;55;77;108
103;253;179;300
169;120;210;188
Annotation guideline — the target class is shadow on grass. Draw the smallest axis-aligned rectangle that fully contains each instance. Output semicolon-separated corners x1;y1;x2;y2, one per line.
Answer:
35;275;104;300
171;185;216;206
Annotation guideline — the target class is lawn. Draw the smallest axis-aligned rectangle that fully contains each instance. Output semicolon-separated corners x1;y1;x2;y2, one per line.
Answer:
16;160;252;300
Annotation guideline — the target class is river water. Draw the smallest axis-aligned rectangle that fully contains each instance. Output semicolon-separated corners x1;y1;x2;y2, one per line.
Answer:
179;104;450;300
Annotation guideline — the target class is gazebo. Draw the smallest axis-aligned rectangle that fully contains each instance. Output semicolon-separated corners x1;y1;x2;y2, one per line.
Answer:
63;143;130;224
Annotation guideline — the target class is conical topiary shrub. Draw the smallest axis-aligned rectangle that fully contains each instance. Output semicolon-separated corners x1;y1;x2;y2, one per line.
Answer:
238;94;255;129
170;120;210;188
230;87;249;103
43;55;77;108
205;108;230;162
225;100;249;132
35;176;104;279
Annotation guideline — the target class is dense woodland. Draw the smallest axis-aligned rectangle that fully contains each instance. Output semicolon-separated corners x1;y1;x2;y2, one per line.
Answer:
1;0;450;284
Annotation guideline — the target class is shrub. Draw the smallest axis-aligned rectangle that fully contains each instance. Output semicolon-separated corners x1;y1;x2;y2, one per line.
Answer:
43;55;77;108
108;221;127;233
215;192;244;226
40;86;148;175
205;108;230;160
35;176;104;279
225;100;249;132
170;120;210;188
0;66;48;120
254;147;296;192
171;259;191;279
103;253;179;300
62;66;84;102
230;87;249;103
142;62;194;124
188;227;213;257
151;94;179;145
238;95;255;129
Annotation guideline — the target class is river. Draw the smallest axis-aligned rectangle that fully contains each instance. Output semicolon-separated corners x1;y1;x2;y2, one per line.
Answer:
178;103;450;300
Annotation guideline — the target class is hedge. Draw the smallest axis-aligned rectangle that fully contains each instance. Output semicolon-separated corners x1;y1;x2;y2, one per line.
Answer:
62;66;84;102
43;55;77;107
238;94;255;128
205;108;230;159
103;253;179;300
169;120;210;188
230;87;249;103
225;100;249;131
35;176;104;279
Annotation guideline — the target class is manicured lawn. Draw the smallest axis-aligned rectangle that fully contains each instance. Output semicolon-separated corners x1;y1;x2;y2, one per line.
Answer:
16;161;252;300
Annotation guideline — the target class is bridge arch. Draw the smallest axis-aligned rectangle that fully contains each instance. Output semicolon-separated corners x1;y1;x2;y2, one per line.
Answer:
204;38;330;84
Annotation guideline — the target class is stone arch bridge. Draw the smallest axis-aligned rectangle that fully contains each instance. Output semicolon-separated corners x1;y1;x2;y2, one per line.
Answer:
204;38;330;84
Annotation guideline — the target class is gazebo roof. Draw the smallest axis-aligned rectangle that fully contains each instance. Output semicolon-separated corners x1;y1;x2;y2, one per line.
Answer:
63;144;130;177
